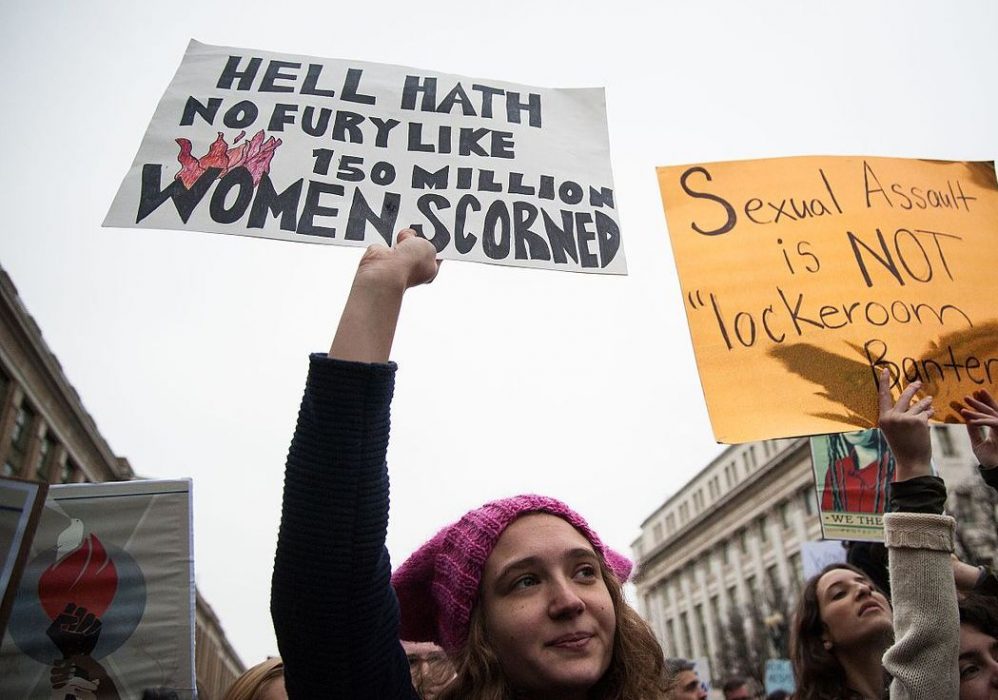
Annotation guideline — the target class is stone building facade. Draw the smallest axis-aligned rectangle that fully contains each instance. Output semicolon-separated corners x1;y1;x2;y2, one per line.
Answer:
0;265;244;698
631;428;982;678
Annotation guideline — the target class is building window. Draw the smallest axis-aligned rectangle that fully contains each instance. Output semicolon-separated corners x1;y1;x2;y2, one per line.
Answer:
728;584;738;607
679;502;690;524
758;515;769;543
653;522;663;544
667;619;677;649
737;529;747;555
3;403;34;477
766;564;780;593
746;575;760;607
680;612;693;654
763;440;772;457
789;552;803;584
779;500;791;529
32;433;55;481
935;426;956;457
59;459;76;484
743;451;752;476
802;487;816;516
666;512;676;534
720;541;729;565
694;604;707;653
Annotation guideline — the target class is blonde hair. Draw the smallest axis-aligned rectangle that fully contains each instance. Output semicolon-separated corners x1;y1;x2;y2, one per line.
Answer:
223;657;284;700
436;558;670;700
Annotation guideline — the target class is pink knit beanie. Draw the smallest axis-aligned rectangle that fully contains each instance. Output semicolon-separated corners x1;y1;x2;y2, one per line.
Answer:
391;494;632;654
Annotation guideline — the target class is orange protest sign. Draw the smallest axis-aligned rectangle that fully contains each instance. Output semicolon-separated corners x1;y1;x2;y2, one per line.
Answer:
657;156;998;443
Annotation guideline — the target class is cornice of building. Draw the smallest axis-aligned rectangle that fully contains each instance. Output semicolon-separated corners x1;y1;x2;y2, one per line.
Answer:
632;437;810;583
195;590;246;674
0;265;133;480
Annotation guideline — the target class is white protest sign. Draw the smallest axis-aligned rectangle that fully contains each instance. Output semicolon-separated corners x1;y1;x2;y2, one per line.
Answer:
105;40;626;274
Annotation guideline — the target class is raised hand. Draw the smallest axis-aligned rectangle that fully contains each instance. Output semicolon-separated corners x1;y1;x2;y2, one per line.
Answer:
329;229;441;364
355;228;440;293
951;389;998;468
877;368;934;482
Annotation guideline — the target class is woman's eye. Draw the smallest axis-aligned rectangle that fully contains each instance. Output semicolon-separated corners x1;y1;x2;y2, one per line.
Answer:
575;565;598;580
960;663;980;680
512;575;539;590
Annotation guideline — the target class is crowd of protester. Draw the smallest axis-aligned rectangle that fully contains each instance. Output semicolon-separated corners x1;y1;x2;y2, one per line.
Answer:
243;229;998;698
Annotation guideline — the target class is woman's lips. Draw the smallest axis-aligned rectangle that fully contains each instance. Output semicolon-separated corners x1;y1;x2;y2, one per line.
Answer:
548;632;593;649
859;601;882;616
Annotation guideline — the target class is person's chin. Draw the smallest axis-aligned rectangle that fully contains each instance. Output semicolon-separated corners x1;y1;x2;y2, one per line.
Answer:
542;647;610;686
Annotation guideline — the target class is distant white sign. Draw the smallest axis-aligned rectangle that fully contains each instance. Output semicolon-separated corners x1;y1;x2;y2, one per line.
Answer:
105;40;626;274
765;658;795;694
801;540;848;581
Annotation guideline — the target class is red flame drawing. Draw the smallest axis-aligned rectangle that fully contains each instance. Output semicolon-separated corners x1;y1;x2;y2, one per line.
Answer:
38;534;118;620
175;130;283;189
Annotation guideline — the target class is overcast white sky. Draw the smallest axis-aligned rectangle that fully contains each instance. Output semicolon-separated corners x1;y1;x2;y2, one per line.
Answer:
1;0;996;666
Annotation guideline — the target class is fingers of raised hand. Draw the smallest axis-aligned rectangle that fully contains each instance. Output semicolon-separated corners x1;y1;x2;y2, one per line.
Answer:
895;380;923;413
877;368;894;415
961;409;998;425
909;395;934;417
966;394;998;418
394;229;440;287
972;389;998;412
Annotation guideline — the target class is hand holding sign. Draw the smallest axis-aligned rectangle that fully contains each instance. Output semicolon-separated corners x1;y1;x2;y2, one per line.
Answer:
330;229;439;364
355;229;441;294
877;369;933;482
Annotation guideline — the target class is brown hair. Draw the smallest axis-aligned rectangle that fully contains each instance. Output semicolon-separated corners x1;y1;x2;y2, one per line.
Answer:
436;558;670;700
223;657;284;700
790;563;889;700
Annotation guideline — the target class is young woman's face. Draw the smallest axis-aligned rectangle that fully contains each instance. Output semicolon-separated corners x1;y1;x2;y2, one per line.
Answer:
958;623;998;700
480;513;616;698
816;568;892;651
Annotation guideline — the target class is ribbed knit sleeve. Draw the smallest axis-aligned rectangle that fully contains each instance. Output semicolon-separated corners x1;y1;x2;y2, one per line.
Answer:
882;512;959;700
271;354;419;699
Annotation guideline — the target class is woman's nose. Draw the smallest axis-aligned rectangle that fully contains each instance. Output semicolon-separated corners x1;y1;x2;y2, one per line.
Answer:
548;579;586;618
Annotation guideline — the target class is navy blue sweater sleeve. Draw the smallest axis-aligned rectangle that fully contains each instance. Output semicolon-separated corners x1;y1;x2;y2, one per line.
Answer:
980;465;998;494
271;354;419;699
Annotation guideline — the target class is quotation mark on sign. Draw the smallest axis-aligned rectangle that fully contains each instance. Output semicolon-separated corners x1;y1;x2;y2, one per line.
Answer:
687;289;706;310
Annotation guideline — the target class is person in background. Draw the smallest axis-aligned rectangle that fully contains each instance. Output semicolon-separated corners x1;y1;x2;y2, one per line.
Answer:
790;371;960;699
223;657;286;700
721;675;753;700
665;658;707;700
403;640;455;700
957;593;998;699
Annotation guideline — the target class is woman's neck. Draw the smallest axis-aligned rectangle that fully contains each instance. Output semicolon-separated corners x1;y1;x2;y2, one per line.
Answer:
837;641;889;699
